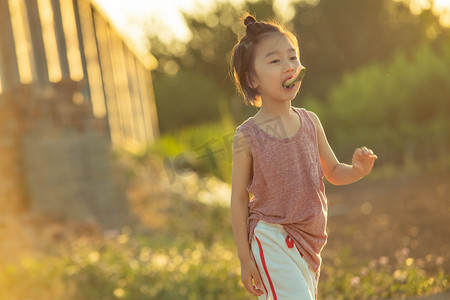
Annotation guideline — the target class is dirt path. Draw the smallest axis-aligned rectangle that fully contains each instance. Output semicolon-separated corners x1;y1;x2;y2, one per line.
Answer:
402;292;450;299
323;169;450;278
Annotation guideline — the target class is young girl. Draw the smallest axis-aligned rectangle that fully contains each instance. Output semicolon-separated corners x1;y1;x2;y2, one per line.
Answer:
230;14;378;299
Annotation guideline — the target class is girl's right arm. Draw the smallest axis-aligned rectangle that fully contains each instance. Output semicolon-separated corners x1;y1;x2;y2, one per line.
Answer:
230;130;264;297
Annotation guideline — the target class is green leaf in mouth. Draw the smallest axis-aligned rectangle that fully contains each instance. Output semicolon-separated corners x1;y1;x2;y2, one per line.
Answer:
283;66;306;87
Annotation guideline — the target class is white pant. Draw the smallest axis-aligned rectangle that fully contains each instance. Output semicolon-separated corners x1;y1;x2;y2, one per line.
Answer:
251;221;317;300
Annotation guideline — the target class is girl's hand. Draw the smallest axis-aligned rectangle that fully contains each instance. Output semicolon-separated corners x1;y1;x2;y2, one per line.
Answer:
240;258;264;296
352;146;378;177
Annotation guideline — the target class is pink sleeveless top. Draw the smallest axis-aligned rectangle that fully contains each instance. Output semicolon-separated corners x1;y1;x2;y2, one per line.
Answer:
236;107;328;275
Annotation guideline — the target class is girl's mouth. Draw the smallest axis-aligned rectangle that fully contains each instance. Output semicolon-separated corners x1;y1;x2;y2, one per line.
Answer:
282;82;297;89
282;66;306;89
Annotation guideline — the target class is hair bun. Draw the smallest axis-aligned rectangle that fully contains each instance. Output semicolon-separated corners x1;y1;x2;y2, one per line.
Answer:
244;15;257;26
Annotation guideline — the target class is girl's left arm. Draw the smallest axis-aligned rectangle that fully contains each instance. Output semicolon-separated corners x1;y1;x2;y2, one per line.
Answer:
307;111;378;186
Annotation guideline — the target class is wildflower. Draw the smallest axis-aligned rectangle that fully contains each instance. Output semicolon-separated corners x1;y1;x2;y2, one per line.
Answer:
153;253;169;268
436;256;444;266
379;256;389;266
405;257;414;266
191;249;202;261
88;251;100;263
350;276;361;288
400;247;410;257
395;247;410;263
113;288;125;298
117;234;129;244
393;269;408;283
426;277;435;286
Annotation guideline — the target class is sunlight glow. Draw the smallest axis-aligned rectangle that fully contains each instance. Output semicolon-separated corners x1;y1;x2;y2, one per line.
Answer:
37;0;62;82
78;0;106;118
434;0;450;27
60;0;84;81
8;0;33;84
274;0;320;21
94;0;450;47
92;0;197;44
396;0;450;27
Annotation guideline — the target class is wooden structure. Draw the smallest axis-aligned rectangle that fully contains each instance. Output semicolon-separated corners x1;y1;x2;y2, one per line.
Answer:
0;0;159;228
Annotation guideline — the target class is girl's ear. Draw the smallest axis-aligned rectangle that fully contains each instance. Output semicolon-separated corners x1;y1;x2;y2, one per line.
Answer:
246;72;259;89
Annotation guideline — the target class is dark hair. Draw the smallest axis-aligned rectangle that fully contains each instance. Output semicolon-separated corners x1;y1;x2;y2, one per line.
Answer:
231;14;299;107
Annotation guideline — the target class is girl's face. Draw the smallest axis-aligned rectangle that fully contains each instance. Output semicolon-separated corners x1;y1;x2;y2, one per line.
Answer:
250;32;302;104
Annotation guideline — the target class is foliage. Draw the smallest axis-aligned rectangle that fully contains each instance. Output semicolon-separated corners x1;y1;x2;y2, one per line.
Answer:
0;255;68;300
290;0;446;98
149;1;249;131
0;233;249;300
1;153;449;299
147;115;235;182
4;1;450;299
62;232;250;300
153;69;229;133
320;248;448;299
308;38;450;166
1;224;448;299
147;0;449;132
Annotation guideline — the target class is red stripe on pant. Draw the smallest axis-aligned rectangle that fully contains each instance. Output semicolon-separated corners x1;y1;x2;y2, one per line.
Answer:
255;236;277;300
251;250;268;296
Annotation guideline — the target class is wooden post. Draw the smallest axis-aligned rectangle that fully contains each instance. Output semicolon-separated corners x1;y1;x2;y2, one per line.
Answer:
124;47;147;147
137;62;159;142
93;13;123;147
0;0;27;213
50;0;70;79
72;0;90;98
142;66;160;140
77;0;106;117
0;0;21;91
59;0;84;81
24;0;49;88
109;33;136;150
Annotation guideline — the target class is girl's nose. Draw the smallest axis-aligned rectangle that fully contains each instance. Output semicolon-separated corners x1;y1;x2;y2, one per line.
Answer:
284;60;298;73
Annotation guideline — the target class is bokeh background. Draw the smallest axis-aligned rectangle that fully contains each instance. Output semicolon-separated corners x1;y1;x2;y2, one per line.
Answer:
0;0;449;299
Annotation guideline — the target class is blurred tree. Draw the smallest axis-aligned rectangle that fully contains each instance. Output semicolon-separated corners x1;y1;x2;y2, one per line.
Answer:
146;0;448;133
291;0;448;99
316;37;450;166
148;1;293;132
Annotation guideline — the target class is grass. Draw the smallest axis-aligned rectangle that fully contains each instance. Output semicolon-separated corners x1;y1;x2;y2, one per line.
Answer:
1;119;449;299
319;248;448;299
1;223;447;300
143;117;235;183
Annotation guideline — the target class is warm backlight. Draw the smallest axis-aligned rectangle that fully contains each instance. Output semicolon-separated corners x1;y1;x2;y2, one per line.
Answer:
8;0;33;84
37;0;62;82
